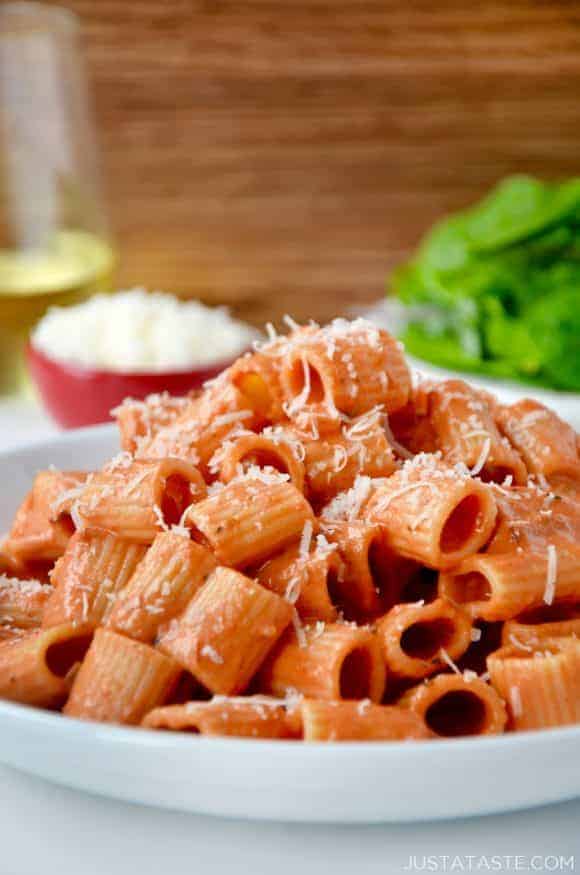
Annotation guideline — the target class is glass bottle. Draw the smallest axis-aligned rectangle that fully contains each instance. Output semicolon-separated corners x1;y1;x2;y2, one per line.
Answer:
0;2;116;395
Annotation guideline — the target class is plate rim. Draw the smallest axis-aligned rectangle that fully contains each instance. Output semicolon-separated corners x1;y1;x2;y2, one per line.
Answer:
1;678;580;756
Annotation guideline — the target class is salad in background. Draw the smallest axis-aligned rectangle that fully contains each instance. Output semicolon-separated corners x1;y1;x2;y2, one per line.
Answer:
390;176;580;392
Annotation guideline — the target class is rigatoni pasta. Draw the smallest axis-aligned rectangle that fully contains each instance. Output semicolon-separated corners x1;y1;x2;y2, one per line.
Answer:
0;624;92;708
186;475;314;569
0;576;52;641
0;315;579;742
214;432;305;492
64;628;181;725
3;469;87;571
294;410;397;506
427;379;527;484
399;674;507;737
377;598;472;681
496;399;580;482
106;532;216;643
260;623;386;703
502;606;580;648
42;530;147;630
69;458;206;543
137;378;258;476
487;637;580;731
364;454;497;569
279;320;410;419
319;521;397;618
113;392;192;454
143;696;301;739
438;545;580;621
256;536;344;622
300;699;430;741
157;567;292;695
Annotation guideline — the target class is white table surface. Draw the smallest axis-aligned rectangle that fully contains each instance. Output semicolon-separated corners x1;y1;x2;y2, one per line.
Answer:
0;400;579;875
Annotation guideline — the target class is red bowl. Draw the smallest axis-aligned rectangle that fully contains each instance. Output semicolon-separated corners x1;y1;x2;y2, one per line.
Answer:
27;343;240;429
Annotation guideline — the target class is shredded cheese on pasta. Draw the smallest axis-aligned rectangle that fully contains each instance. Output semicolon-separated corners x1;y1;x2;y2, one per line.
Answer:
544;544;558;605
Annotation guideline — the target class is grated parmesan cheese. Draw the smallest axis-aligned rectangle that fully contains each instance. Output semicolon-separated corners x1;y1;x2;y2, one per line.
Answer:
321;475;373;522
510;686;523;718
299;520;314;560
282;314;301;333
469;437;492;477
284;576;301;605
543;544;558;605
291;607;307;649
153;504;169;532
0;575;51;595
50;483;85;516
209;410;253;431
32;289;259;372
201;645;224;665
439;648;462;675
509;633;534;652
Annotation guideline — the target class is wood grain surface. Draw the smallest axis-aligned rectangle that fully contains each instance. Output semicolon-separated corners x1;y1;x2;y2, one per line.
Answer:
55;1;580;325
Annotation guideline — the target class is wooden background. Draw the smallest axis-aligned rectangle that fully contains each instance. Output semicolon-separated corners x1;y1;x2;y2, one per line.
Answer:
58;0;580;325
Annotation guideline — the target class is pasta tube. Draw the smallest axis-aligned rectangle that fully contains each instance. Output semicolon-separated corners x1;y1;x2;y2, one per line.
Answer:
107;532;216;643
186;475;314;568
42;530;147;630
388;387;439;457
3;470;87;565
0;624;92;708
0;576;52;640
487;637;580;730
439;546;580;621
399;674;507;737
377;598;473;681
113;392;192;454
143;696;301;739
486;486;580;555
502;605;580;648
428;380;527;484
71;458;206;543
396;564;440;606
64;628;181;725
497;399;580;480
0;548;25;579
280;321;410;419
138;378;258;476
256;537;344;622
260;622;386;702
228;350;285;423
321;521;404;618
296;410;396;505
301;699;430;741
364;455;497;569
157;567;292;695
214;433;305;492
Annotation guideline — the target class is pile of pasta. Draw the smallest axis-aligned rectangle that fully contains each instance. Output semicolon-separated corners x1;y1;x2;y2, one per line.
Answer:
1;317;580;742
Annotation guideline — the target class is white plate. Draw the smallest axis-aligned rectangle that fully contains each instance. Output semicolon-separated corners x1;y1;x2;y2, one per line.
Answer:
0;425;579;823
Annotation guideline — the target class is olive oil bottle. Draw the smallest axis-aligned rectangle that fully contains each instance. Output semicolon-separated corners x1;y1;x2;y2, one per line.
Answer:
0;3;116;395
0;230;115;394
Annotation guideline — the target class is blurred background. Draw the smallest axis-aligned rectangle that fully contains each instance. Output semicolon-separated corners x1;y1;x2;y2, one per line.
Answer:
2;0;580;421
28;0;580;325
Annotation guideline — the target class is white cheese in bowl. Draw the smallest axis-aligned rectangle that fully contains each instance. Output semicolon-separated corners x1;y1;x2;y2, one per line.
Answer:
31;288;260;373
